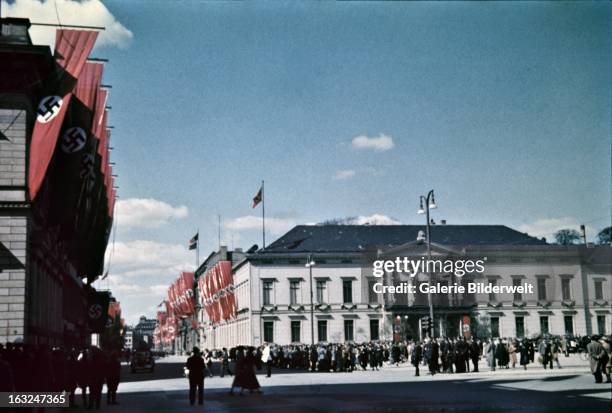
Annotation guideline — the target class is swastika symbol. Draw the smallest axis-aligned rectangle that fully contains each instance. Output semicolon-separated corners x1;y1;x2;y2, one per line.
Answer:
61;127;87;153
36;96;63;123
89;304;102;319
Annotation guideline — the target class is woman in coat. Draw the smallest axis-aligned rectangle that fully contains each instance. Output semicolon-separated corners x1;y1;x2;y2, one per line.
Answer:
485;340;496;371
519;340;530;370
411;341;422;377
509;340;518;368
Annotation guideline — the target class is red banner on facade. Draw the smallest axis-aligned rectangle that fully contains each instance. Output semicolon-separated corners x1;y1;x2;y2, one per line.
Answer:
198;261;236;325
29;29;98;200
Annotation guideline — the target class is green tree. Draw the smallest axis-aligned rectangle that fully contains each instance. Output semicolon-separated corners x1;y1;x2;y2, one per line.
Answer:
596;227;611;245
554;229;581;245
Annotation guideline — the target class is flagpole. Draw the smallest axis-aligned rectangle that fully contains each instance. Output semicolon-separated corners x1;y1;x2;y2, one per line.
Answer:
218;215;221;249
196;228;199;268
262;180;266;249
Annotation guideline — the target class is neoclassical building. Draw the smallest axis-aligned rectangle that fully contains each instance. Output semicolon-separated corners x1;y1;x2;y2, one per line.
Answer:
197;225;610;349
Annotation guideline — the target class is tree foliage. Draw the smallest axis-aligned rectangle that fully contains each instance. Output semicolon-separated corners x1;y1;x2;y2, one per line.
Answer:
554;229;581;245
596;226;611;245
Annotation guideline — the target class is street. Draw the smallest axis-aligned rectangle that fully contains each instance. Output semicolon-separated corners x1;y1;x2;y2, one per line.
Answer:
50;354;610;413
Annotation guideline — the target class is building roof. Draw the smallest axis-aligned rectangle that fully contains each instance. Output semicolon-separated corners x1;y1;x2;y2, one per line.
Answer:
263;225;546;253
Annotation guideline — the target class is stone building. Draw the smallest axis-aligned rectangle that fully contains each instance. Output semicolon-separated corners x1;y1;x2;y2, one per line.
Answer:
0;18;115;346
197;225;610;349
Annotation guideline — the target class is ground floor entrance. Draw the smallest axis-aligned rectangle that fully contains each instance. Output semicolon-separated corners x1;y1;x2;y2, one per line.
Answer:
390;306;474;341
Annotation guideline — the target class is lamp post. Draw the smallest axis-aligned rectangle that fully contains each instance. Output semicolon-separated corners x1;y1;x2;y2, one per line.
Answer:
305;255;316;345
417;190;437;338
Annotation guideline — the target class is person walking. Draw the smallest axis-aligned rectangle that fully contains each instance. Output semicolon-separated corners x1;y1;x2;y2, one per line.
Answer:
469;339;480;373
587;336;607;384
186;347;205;405
220;348;232;377
519;339;530;370
411;341;422;377
538;338;553;369
88;348;106;410
204;349;214;377
261;343;273;378
105;350;121;405
509;340;518;369
601;337;611;383
485;339;496;372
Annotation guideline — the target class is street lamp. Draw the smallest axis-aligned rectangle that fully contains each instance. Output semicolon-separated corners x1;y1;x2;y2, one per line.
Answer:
417;190;437;338
305;255;316;345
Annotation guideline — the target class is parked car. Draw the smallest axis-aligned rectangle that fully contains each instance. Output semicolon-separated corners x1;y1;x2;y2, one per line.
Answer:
131;350;155;373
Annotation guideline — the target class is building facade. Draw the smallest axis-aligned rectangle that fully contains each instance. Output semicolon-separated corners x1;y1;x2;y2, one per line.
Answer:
0;19;115;346
133;316;157;349
197;225;611;350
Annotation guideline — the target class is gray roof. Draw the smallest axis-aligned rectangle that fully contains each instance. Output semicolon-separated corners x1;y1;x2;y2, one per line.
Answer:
263;225;546;253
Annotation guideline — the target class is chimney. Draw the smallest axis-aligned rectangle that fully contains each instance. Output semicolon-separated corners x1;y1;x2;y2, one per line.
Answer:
440;219;447;225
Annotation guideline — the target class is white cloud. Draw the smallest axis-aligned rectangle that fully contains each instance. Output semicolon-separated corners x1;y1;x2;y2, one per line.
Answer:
332;169;356;180
115;198;188;229
100;240;196;324
352;214;401;225
351;133;394;152
106;240;194;278
2;0;133;49
517;217;594;241
225;215;296;235
335;214;401;225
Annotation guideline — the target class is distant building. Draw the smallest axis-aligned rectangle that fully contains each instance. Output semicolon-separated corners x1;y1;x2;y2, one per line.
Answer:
133;316;157;349
196;225;611;349
124;328;133;350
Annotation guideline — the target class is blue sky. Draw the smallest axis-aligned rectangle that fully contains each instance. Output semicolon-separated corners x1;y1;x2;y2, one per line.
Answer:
104;1;609;242
6;0;610;323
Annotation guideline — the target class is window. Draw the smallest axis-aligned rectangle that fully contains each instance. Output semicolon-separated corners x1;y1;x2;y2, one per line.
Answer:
490;317;500;338
368;279;378;304
343;280;353;304
289;281;299;305
513;278;522;301
317;320;327;342
291;321;301;342
597;315;606;335
316;280;326;304
594;281;603;300
540;316;549;335
263;321;274;343
564;315;574;335
488;279;497;302
370;319;379;341
561;278;571;301
537;278;547;301
262;281;273;305
344;320;354;342
515;316;525;337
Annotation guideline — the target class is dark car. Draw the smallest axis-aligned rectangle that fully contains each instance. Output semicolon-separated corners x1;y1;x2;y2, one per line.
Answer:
130;350;155;373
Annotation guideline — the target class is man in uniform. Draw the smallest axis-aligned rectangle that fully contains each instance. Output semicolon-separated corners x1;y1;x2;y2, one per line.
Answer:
186;347;205;405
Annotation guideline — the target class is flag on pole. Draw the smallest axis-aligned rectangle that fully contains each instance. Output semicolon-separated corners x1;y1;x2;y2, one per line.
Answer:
189;232;199;250
252;185;263;208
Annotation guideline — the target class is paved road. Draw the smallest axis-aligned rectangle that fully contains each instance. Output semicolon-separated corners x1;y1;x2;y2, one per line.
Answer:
49;354;610;413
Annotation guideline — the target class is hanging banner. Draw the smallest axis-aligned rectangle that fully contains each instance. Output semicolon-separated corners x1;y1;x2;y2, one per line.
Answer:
198;261;236;325
87;290;110;333
29;29;98;200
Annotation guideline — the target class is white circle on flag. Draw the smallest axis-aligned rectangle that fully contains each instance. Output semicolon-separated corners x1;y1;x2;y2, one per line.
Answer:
36;95;63;123
61;127;87;153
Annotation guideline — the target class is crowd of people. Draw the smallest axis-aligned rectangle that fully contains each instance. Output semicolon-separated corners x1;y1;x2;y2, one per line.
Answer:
1;333;609;410
0;343;122;409
197;334;612;384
